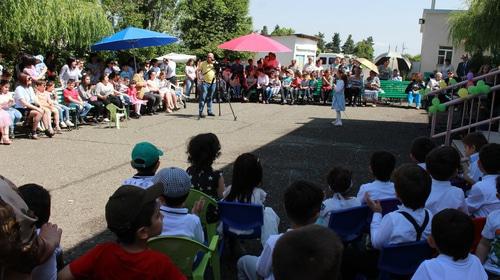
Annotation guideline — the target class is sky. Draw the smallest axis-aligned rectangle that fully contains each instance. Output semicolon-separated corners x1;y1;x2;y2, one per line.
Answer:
249;0;467;56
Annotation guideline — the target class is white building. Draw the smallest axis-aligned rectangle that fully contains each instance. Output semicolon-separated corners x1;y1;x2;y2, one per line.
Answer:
419;8;466;74
256;34;318;68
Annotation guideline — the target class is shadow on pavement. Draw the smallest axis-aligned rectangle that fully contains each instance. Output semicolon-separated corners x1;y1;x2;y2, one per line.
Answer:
63;116;429;278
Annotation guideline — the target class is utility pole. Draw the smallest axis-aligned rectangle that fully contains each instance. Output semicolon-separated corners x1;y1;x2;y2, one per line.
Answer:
431;0;436;10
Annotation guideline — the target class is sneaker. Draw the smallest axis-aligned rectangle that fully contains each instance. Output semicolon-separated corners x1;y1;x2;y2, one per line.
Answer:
103;118;110;122
65;120;75;127
207;112;215;117
416;106;421;110
60;122;67;128
334;121;343;126
198;113;206;119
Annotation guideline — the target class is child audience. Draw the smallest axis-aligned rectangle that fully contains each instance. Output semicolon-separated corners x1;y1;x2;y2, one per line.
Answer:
412;209;488;279
0;80;21;141
272;224;344;280
123;141;163;189
58;184;186;279
318;167;360;226
153;167;205;244
463;132;488;184
223;153;280;245
357;151;397;202
466;143;500;217
366;163;432;249
237;180;324;280
63;79;92;124
409;136;436;170
425;146;468;215
186;133;224;199
476;178;500;277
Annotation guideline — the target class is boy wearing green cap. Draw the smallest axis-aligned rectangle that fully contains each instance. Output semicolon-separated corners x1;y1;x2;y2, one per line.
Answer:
123;141;164;189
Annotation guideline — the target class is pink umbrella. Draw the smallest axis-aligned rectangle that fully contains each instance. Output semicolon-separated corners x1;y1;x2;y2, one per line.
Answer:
218;33;291;53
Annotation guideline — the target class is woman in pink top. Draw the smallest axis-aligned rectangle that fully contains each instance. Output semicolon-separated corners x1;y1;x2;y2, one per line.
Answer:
127;80;147;118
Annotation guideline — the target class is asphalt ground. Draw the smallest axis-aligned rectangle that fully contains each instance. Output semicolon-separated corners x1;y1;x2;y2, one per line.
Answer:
0;101;429;278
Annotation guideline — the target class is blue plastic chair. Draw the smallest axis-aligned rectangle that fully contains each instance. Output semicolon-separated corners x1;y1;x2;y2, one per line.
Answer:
328;205;371;242
379;198;401;216
217;201;263;239
378;241;434;279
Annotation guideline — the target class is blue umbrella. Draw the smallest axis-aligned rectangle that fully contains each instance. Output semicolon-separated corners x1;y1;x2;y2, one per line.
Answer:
91;26;178;51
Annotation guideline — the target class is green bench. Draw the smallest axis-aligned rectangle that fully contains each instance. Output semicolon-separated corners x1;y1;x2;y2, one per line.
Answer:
379;80;410;103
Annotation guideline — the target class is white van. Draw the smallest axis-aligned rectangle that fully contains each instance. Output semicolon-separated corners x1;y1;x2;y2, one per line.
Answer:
318;53;344;70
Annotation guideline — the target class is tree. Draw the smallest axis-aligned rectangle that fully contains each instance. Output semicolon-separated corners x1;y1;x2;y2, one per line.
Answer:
449;0;500;56
0;0;112;58
177;0;252;58
325;33;341;53
270;25;294;36
354;39;374;60
342;34;355;54
261;25;269;35
315;32;326;54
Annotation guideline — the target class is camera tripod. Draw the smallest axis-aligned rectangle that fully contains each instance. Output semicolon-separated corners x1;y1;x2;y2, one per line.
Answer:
212;71;237;121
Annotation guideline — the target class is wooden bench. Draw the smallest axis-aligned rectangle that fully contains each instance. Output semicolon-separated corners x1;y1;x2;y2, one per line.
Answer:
379;80;410;104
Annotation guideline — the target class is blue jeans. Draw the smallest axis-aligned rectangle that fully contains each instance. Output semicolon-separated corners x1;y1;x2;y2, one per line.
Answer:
264;87;272;102
56;104;70;122
69;102;92;117
185;79;194;98
408;91;421;107
199;82;215;114
7;107;22;131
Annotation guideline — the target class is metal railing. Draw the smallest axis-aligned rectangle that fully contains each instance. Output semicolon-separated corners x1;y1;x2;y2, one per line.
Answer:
429;69;500;145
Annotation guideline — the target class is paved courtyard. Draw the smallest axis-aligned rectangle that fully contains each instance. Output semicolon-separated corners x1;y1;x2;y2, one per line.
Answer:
1;102;429;275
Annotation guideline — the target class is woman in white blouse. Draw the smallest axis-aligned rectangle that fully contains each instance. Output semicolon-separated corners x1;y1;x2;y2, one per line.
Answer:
59;57;81;88
184;59;196;98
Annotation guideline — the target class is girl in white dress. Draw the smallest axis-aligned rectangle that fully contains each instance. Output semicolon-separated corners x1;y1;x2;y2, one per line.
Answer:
223;153;280;245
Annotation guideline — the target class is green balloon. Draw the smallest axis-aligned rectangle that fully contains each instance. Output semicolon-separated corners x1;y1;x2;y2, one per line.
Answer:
437;104;446;112
469;86;479;94
449;78;457;85
428;106;438;113
483;85;491;94
477;80;486;87
432;97;440;106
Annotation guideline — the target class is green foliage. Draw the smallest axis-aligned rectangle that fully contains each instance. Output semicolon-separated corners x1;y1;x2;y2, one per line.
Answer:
0;0;112;59
449;0;500;56
315;32;326;55
342;34;355;54
325;33;341;53
354;39;374;60
270;25;294;36
261;25;269;35
177;0;252;59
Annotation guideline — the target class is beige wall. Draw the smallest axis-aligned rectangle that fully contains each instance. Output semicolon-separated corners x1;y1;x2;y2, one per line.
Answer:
256;36;317;68
419;9;466;74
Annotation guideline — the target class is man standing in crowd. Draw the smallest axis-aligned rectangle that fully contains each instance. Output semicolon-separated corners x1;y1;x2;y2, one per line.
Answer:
231;58;244;78
303;56;316;73
457;54;470;81
288;59;299;72
378;59;392;80
197;53;216;119
162;58;177;86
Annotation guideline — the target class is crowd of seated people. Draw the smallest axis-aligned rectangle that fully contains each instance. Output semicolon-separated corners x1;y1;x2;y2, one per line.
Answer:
0;54;187;145
1;128;499;279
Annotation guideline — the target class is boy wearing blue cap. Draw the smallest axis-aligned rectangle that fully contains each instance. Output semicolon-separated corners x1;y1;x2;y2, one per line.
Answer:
123;142;163;189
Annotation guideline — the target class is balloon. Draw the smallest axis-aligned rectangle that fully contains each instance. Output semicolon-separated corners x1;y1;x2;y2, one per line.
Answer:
478;85;491;94
467;72;474;81
483;85;491;94
428;106;438;114
439;80;447;89
422;88;431;95
477;80;485;87
469;86;479;94
437;104;446;112
449;78;457;85
432;97;440;106
458;88;469;98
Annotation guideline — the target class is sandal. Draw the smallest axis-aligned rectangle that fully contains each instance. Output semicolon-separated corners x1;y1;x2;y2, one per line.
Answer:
29;131;39;140
44;129;55;138
1;136;12;145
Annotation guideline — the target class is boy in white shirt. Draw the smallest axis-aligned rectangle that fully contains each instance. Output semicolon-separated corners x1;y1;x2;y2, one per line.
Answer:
466;143;500;217
476;179;500;277
409;136;436;170
425;146;468;215
319;167;360;226
412;209;488;280
153;167;205;244
366;163;432;249
237;180;324;280
272;225;344;280
123;142;163;189
463;132;488;184
357;151;396;203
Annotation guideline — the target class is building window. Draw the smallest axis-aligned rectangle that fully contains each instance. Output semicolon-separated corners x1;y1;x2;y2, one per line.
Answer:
437;46;453;65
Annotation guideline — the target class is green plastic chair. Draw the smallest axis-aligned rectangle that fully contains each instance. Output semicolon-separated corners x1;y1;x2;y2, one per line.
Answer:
184;189;218;242
106;103;127;129
148;235;220;280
